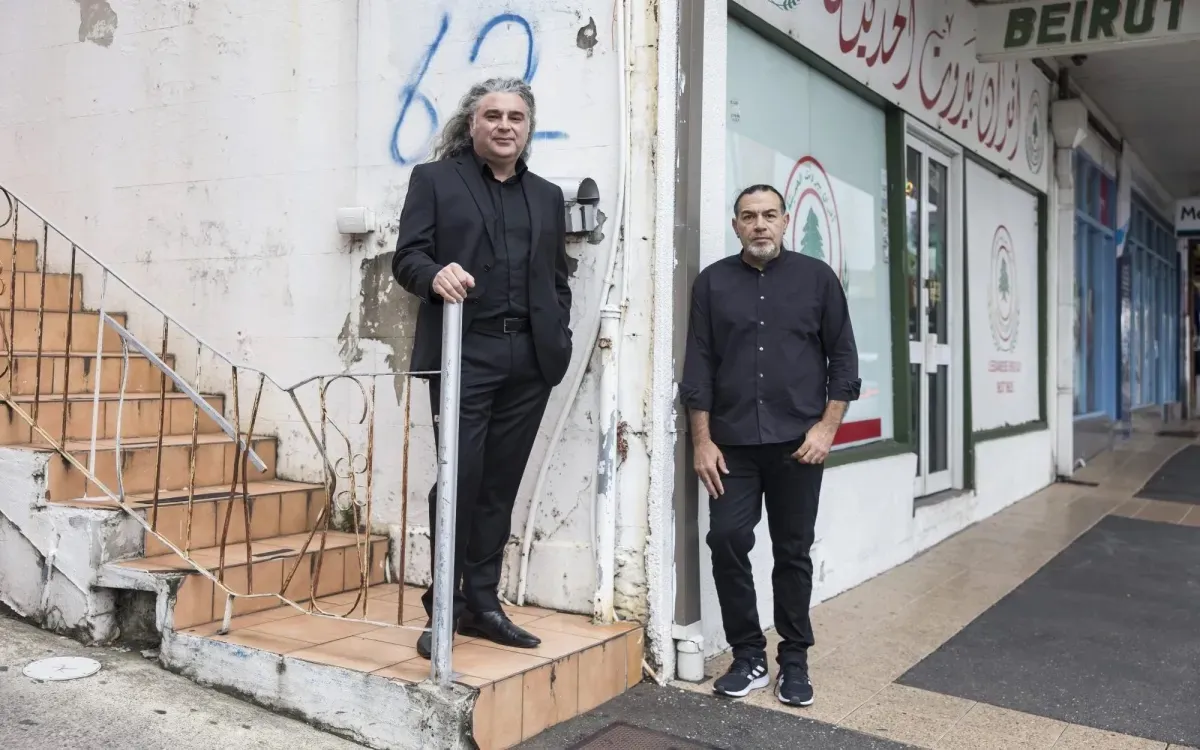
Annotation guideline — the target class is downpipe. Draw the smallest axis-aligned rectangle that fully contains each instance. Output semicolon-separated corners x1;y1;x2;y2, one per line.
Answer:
592;304;622;624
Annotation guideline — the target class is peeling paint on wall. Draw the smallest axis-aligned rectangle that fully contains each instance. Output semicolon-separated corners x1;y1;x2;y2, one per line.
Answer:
337;252;420;402
75;0;119;47
586;209;608;247
576;17;599;57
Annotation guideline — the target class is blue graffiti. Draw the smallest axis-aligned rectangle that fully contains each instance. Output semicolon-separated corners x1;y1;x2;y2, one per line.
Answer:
471;13;536;80
389;11;570;166
389;15;448;166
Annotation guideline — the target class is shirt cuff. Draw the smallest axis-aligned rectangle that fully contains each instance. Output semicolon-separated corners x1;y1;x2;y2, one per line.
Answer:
678;384;713;412
828;379;862;403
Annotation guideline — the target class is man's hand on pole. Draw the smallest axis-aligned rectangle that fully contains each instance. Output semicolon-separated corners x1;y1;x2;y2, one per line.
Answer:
432;262;475;302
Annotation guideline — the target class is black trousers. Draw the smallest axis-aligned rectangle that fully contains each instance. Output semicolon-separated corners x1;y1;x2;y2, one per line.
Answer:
421;328;552;619
706;441;823;668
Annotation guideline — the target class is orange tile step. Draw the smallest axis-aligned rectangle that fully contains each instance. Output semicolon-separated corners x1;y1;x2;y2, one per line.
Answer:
0;271;84;311
0;391;223;445
31;432;277;501
114;530;389;629
174;583;645;750
0;351;176;395
0;240;39;272
0;308;126;353
135;480;326;555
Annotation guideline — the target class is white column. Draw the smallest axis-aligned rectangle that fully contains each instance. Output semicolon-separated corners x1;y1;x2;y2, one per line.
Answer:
1053;146;1077;476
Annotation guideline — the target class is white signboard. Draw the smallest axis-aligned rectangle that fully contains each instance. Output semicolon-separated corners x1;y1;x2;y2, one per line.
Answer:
967;160;1041;431
738;0;1051;192
977;0;1200;62
1176;196;1200;237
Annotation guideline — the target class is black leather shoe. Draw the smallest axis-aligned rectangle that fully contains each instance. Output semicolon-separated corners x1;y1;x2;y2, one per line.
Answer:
416;618;433;659
459;609;541;649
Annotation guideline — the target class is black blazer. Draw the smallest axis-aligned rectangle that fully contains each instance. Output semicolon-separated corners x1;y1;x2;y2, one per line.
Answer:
391;155;574;385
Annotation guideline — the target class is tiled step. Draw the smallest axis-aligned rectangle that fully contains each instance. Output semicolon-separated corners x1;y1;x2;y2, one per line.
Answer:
0;240;39;272
0;351;176;396
0;392;223;445
170;584;645;750
0;309;125;352
39;432;277;501
0;271;83;312
114;530;389;628
133;480;326;555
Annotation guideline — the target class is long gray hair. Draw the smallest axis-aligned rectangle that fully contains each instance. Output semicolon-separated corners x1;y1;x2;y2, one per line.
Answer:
429;77;538;162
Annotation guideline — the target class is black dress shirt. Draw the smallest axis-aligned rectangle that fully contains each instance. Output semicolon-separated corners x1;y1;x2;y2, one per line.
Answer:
680;249;862;446
472;151;531;321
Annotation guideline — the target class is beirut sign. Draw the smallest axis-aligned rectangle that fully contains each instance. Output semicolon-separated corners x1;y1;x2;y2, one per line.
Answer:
976;0;1200;62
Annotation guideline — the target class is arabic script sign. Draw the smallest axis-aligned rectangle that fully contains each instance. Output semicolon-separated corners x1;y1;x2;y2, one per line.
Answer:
745;0;1051;191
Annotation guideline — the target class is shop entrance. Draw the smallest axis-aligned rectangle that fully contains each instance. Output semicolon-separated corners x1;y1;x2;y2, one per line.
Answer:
905;132;962;497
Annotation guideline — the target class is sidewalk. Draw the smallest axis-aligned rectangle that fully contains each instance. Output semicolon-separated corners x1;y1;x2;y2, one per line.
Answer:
533;429;1200;749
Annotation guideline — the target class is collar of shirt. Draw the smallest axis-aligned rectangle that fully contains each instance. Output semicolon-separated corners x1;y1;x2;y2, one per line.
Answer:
737;247;790;273
471;148;528;185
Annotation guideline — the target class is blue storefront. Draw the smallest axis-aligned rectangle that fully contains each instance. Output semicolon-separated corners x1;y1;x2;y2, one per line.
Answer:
1073;151;1181;462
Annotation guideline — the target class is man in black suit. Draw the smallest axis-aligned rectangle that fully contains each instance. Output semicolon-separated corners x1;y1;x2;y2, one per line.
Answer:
392;77;573;657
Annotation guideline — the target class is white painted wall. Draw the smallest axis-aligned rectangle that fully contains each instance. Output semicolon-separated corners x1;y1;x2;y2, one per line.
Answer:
0;0;660;616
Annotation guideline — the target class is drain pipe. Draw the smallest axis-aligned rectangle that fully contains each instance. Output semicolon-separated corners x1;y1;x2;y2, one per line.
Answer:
593;304;622;623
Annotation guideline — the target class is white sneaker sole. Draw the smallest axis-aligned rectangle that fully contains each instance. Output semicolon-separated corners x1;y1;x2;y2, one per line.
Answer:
712;673;770;698
776;680;814;706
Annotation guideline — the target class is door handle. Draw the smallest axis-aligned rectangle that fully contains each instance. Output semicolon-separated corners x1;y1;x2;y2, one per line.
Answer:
925;333;938;375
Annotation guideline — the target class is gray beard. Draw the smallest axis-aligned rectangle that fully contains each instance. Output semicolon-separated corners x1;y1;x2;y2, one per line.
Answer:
744;243;779;262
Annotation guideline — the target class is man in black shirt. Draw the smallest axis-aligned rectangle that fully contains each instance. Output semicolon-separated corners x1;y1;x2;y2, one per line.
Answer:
680;184;861;707
392;78;574;658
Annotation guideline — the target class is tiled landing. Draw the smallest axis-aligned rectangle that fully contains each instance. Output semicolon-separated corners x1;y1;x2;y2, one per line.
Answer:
179;584;645;750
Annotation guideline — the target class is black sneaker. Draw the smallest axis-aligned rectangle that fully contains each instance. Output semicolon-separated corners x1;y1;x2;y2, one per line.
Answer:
775;663;814;706
712;657;769;698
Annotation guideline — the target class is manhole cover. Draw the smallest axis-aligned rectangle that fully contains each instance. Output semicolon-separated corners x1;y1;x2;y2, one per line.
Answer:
22;656;102;681
569;722;716;750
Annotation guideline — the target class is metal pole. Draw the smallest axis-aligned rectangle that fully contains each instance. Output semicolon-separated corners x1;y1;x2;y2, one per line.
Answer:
430;301;463;686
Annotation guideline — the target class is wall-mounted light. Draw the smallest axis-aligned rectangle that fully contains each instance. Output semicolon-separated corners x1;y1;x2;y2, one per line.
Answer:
549;178;601;234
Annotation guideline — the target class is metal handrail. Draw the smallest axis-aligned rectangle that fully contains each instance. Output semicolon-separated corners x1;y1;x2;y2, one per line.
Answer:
103;313;267;473
431;302;462;685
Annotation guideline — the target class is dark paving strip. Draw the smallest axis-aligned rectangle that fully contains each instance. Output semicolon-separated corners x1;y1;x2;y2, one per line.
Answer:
517;683;915;750
1156;429;1198;438
567;722;716;749
1134;444;1200;504
897;515;1200;746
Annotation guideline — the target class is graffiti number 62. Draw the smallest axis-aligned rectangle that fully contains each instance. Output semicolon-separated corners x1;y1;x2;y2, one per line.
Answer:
389;11;568;166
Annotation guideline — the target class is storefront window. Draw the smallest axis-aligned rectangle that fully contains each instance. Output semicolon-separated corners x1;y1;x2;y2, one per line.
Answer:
1127;197;1179;407
965;161;1041;431
1073;155;1117;418
726;18;893;447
